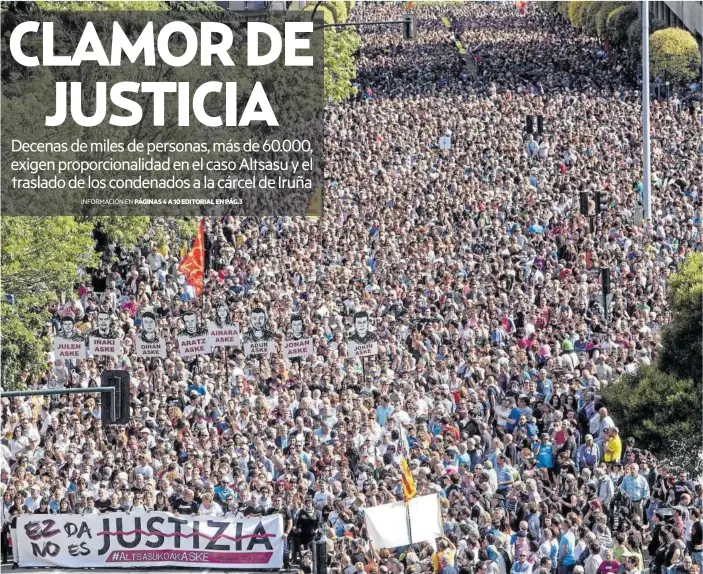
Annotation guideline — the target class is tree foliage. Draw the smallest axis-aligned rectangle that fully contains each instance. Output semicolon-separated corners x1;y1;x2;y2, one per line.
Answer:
603;366;702;477
324;0;348;24
81;217;151;248
324;29;360;104
650;27;702;84
605;2;638;47
1;217;97;387
302;3;359;104
35;0;166;10
594;2;624;39
602;254;703;477
580;2;602;37
303;3;335;25
658;253;703;385
567;1;588;29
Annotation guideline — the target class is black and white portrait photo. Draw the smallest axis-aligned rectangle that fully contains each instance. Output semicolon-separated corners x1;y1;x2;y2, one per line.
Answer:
93;310;119;339
179;310;208;337
288;314;306;340
242;307;275;343
214;301;236;328
57;316;85;342
349;311;378;344
139;311;159;343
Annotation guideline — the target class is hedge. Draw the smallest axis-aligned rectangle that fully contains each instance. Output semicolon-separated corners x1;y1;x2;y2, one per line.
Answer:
627;15;665;58
595;1;625;38
650;27;702;83
580;2;603;36
567;1;588;28
606;3;638;47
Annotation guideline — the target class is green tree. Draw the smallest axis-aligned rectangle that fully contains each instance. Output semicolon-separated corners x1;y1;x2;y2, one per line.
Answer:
1;217;97;388
302;4;360;104
580;2;602;36
606;3;638;47
627;16;665;60
567;1;588;29
323;29;360;103
80;217;151;248
303;3;335;25
36;1;166;10
650;27;702;84
658;252;703;385
603;254;703;476
324;0;348;24
167;1;223;11
594;1;624;39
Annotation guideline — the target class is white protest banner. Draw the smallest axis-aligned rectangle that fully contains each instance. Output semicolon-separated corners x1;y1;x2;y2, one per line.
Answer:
208;322;241;348
135;337;167;359
243;339;276;357
439;135;451;150
282;337;314;359
16;511;284;569
364;494;442;549
364;500;408;549
178;334;211;358
54;337;86;361
89;335;121;358
348;340;378;358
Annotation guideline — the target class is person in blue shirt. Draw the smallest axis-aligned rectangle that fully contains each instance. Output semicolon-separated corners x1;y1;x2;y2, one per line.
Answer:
558;520;577;574
534;434;555;470
506;398;522;433
496;454;515;495
511;550;533;574
536;369;554;403
214;478;235;504
376;396;393;426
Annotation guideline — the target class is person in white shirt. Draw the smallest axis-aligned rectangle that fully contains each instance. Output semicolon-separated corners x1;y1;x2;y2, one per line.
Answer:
199;493;224;517
24;485;43;512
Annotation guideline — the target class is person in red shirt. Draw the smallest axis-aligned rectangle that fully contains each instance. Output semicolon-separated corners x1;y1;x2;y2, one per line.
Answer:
597;549;620;574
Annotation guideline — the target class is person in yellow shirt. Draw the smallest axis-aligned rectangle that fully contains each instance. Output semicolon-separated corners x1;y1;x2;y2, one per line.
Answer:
432;537;456;573
604;427;622;464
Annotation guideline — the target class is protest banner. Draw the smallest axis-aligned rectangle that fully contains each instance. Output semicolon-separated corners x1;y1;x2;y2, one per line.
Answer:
363;494;442;550
16;511;284;569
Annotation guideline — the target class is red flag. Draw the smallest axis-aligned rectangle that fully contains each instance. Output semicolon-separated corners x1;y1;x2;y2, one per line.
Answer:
178;219;205;295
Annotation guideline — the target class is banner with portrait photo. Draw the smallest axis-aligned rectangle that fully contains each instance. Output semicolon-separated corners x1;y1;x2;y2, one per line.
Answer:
178;334;211;358
242;307;276;357
135;311;166;358
54;337;86;361
243;339;276;357
348;339;378;358
15;511;284;569
281;337;314;359
208;322;241;348
135;337;167;359
89;335;121;358
347;311;379;357
178;311;211;358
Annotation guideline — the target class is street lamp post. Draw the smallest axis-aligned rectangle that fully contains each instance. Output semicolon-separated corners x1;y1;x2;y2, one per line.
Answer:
642;0;651;221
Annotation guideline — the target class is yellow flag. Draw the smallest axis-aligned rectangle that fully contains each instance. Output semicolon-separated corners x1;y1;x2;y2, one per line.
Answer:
400;457;417;503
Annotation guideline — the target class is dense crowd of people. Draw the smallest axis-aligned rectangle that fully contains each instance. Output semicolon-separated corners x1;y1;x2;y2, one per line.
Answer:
2;2;702;574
